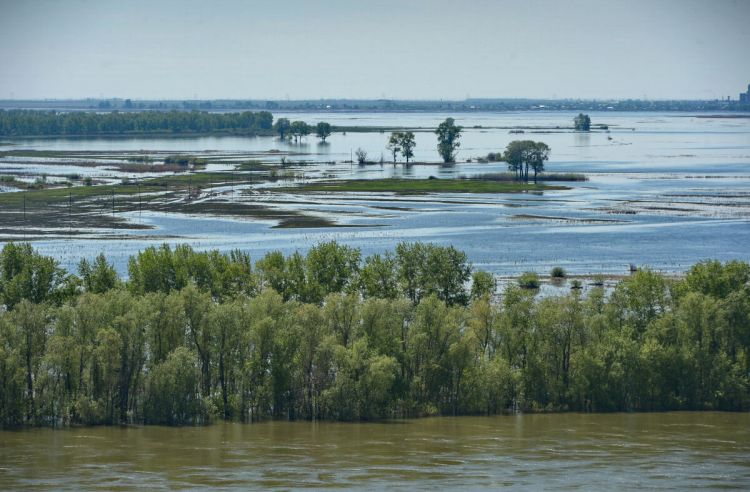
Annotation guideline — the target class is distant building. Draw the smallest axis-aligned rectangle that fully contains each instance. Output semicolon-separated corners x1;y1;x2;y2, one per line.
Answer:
740;84;750;104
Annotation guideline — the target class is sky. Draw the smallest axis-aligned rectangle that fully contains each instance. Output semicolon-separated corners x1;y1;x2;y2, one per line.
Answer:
0;0;748;100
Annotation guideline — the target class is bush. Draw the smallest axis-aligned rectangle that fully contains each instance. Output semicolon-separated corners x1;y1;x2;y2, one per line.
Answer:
550;266;566;278
518;272;540;289
570;279;582;290
591;274;605;286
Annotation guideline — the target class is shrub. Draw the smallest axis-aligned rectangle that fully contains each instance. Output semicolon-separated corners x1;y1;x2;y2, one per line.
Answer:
550;266;566;278
518;272;540;289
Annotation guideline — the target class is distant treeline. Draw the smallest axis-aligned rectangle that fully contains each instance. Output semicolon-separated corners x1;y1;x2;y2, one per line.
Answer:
0;110;273;137
0;242;748;428
2;98;749;113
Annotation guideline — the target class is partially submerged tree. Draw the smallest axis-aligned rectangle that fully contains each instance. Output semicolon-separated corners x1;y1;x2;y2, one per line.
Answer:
399;131;416;163
435;118;462;163
273;118;291;139
574;113;591;131
387;132;402;163
355;148;368;164
290;121;310;142
316;122;332;142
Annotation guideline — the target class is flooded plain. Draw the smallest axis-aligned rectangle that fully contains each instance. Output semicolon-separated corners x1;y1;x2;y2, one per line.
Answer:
1;111;749;276
1;412;749;490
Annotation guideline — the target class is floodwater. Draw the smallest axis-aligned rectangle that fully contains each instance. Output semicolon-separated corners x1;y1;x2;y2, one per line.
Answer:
0;413;748;490
2;111;749;276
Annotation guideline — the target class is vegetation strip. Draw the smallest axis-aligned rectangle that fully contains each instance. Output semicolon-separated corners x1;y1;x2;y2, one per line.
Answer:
1;241;747;427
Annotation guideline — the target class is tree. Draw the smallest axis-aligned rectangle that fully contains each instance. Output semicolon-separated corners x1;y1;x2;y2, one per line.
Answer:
503;140;549;182
316;122;332;142
78;254;118;294
435;118;462;163
503;140;529;180
471;271;497;300
360;253;398;299
529;142;550;183
274;118;291;139
290;121;310;142
574;113;591;131
399;131;416;163
0;242;71;309
143;347;203;425
355;148;368;164
387;132;402;163
306;241;361;302
11;300;47;423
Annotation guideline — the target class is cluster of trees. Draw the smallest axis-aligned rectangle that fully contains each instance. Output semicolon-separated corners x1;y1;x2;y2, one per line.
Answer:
273;119;332;142
503;140;551;183
574;113;591;131
0;110;273;137
386;131;416;163
1;241;748;428
379;118;462;164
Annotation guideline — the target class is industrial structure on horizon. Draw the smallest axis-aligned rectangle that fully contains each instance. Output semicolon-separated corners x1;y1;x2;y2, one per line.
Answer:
741;84;750;104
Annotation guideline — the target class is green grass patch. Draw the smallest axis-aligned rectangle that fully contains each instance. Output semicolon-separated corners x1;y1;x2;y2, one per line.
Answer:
286;178;567;194
0;172;258;207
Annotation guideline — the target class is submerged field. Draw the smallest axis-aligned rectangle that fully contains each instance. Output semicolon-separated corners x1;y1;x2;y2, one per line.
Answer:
1;110;749;277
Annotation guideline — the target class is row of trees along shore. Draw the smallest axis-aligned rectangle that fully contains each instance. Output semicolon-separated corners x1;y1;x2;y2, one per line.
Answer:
0;110;273;136
1;241;749;428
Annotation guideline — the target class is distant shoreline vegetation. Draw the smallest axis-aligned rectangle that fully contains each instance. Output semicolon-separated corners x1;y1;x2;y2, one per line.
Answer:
1;97;749;113
0;110;274;137
0;242;748;428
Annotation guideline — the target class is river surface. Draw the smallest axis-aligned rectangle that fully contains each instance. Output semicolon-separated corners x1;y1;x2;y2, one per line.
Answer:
1;413;748;490
2;111;749;276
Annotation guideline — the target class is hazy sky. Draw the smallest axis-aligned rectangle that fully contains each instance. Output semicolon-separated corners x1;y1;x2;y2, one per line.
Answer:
1;0;748;100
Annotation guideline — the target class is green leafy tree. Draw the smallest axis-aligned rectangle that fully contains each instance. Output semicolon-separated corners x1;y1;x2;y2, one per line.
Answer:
144;347;203;425
1;243;71;309
435;118;462;163
274;118;291;139
78;253;118;294
360;253;398;299
471;270;497;300
399;131;416;163
574;113;591;131
315;122;332;142
529;142;550;183
290;121;310;142
503;140;529;180
387;132;402;162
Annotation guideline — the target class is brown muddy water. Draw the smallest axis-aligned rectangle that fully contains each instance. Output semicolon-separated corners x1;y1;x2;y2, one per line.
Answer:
1;412;749;490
